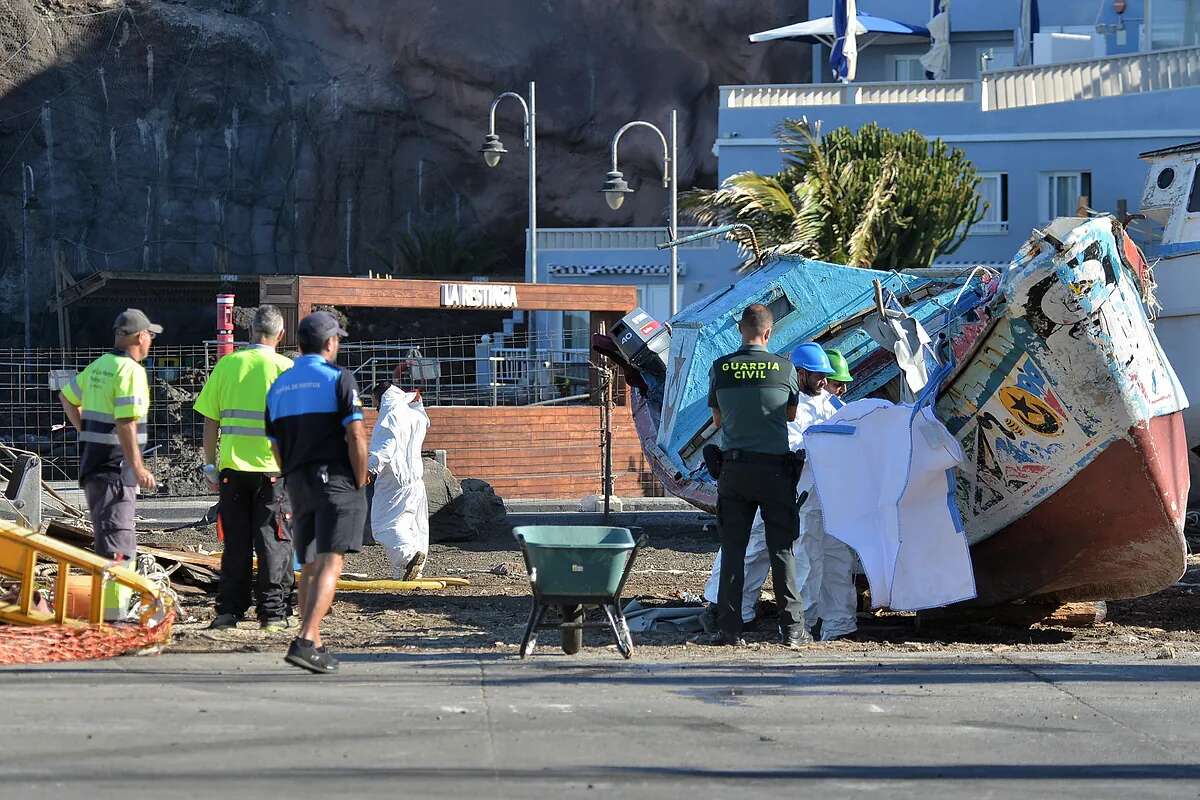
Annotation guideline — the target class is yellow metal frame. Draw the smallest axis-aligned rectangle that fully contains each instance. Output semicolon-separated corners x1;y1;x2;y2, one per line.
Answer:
0;521;169;627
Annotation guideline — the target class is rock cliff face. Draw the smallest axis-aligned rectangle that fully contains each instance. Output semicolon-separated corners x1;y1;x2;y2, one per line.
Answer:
0;0;806;344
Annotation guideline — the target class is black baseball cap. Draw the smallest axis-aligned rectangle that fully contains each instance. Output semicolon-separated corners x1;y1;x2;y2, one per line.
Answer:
113;308;163;336
298;311;348;342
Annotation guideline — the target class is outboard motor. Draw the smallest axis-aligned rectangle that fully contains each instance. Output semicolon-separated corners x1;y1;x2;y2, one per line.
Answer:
610;308;670;378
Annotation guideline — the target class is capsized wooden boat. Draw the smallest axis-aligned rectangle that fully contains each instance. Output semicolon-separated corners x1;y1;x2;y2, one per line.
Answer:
595;217;1190;605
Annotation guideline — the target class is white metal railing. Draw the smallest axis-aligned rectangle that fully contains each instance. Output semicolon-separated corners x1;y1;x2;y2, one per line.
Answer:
720;46;1200;113
536;227;718;250
981;45;1200;111
721;80;976;109
492;347;531;385
489;347;589;386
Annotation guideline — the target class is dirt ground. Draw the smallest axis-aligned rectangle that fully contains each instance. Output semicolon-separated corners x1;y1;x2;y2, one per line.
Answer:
156;518;1200;662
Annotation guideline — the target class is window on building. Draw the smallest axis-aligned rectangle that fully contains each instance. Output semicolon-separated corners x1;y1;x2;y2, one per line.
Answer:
1044;171;1093;220
978;46;1015;73
891;55;926;81
1150;0;1200;49
561;310;590;351
975;173;1009;230
636;285;672;323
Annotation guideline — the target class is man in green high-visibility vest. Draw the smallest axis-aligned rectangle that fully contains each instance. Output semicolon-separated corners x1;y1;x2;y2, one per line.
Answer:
60;308;160;573
194;305;295;633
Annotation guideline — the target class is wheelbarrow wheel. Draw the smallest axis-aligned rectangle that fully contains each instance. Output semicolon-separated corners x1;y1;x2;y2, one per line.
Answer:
561;604;584;654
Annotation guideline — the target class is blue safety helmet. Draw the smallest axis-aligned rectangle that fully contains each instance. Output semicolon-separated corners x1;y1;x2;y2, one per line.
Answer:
791;342;834;374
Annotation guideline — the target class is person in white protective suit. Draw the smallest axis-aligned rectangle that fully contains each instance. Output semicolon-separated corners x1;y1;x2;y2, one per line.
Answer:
700;343;857;640
368;371;431;581
796;348;859;642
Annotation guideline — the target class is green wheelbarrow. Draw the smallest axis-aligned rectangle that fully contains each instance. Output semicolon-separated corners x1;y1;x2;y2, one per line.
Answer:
513;526;647;659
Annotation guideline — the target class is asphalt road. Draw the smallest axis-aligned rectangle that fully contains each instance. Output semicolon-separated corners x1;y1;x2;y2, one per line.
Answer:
2;650;1198;799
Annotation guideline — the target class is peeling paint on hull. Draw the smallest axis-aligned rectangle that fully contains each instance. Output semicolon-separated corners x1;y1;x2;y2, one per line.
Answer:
970;413;1188;603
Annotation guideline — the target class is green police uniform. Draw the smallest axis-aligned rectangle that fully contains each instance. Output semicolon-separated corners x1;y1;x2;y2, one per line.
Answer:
708;344;806;640
194;345;295;624
60;351;150;561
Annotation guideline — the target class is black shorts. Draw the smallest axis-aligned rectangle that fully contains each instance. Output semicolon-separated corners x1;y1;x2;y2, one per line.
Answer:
285;462;367;565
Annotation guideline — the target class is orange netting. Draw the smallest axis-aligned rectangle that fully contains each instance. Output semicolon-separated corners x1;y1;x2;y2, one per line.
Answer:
0;608;175;665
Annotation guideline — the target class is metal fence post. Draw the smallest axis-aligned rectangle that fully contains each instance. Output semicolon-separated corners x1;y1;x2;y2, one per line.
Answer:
595;320;614;521
601;365;613;520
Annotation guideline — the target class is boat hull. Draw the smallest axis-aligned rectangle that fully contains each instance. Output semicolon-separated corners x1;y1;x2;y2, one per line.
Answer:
970;412;1189;604
606;218;1190;606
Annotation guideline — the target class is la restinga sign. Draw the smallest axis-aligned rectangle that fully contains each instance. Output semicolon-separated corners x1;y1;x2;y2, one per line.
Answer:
439;283;519;309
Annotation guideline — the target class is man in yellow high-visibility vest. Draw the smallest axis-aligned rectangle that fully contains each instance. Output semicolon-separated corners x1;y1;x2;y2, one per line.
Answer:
194;305;295;632
59;309;160;573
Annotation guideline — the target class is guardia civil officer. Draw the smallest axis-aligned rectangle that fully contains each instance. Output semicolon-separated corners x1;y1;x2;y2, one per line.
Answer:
266;311;369;674
706;303;809;647
195;305;295;633
59;309;160;617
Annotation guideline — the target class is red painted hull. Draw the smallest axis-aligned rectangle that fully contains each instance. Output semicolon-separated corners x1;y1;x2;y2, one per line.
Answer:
969;412;1190;604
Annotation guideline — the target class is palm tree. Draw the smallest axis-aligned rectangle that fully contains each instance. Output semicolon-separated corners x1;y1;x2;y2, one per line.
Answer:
681;119;984;270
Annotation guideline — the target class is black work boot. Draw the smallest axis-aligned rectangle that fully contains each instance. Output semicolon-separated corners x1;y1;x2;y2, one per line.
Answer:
781;624;813;649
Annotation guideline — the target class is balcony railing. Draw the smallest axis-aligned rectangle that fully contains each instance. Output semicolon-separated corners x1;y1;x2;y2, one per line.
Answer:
721;80;976;109
536;227;719;250
981;44;1200;111
720;45;1200;113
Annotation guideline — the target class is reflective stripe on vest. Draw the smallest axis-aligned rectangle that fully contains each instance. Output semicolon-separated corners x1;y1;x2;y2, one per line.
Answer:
220;408;267;438
221;425;266;437
80;430;147;445
81;410;115;423
221;409;264;421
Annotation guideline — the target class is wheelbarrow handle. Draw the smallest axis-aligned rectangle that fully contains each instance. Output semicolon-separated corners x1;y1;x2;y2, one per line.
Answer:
614;535;648;601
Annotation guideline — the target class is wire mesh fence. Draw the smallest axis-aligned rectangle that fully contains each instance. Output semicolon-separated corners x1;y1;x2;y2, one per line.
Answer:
337;330;595;407
0;337;660;499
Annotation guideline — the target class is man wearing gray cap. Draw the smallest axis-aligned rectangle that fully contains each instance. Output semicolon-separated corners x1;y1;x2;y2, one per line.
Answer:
60;309;161;615
266;311;369;673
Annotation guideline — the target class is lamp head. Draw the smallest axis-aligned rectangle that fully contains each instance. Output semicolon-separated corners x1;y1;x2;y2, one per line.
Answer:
480;134;507;168
600;170;632;211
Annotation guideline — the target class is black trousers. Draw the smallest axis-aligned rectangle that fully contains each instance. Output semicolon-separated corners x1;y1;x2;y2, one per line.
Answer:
716;459;804;638
216;470;294;622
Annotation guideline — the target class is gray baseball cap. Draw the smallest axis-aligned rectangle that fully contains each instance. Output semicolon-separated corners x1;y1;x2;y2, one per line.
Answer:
298;310;348;342
113;308;163;336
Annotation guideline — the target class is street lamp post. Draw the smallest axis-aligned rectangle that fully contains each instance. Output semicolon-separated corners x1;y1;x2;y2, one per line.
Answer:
481;81;541;397
600;109;678;317
21;164;37;350
480;81;537;284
